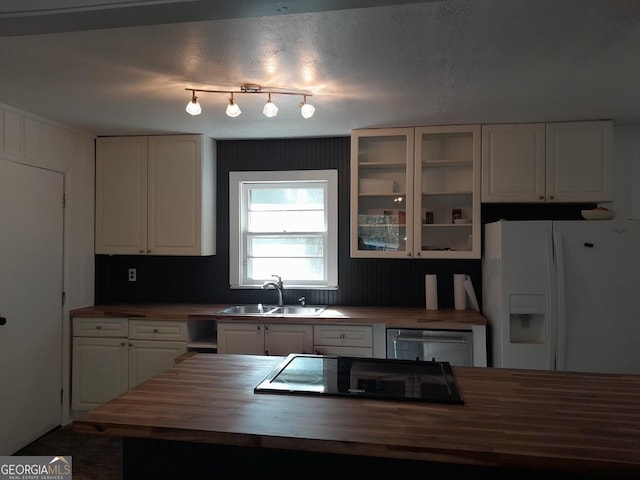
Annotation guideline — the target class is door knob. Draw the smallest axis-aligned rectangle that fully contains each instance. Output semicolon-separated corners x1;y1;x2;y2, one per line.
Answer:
0;316;6;326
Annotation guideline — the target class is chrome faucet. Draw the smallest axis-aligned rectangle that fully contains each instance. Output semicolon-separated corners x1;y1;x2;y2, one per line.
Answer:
262;274;284;307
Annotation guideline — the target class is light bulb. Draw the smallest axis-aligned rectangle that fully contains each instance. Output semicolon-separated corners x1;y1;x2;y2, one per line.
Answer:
185;93;201;116
262;94;278;118
226;97;241;117
300;101;315;119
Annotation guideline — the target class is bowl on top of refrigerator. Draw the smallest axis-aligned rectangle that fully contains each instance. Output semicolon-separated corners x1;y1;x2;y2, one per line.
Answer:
581;207;615;220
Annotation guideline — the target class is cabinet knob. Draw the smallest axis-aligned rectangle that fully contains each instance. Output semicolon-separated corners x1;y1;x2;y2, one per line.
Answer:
257;325;261;330
416;252;421;257
548;195;554;200
96;325;102;330
139;250;144;254
539;195;544;200
340;333;345;339
0;316;7;326
265;350;269;356
153;329;158;333
121;342;126;347
265;325;269;331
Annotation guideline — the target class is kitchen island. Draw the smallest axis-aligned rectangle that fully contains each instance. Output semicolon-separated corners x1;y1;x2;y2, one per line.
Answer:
72;354;640;479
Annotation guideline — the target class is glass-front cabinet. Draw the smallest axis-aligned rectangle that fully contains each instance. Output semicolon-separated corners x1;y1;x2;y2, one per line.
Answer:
414;125;480;258
350;128;414;258
351;125;480;259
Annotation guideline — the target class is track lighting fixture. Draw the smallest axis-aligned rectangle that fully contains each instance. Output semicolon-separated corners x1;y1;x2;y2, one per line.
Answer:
300;95;315;119
185;91;201;116
262;93;278;118
184;83;315;119
225;93;241;117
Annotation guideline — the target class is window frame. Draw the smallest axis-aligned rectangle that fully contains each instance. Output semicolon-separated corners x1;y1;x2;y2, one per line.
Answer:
229;169;338;290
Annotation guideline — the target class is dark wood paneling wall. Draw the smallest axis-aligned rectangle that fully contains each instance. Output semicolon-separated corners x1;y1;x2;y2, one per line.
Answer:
95;136;591;308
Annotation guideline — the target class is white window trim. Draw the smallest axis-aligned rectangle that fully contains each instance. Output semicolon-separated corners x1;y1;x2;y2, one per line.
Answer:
229;169;338;290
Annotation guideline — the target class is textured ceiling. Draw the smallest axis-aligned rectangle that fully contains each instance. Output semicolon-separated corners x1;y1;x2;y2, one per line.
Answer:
0;0;639;139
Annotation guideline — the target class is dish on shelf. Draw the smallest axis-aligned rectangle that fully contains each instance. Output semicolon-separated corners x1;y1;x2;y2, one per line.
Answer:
453;218;472;224
581;208;615;220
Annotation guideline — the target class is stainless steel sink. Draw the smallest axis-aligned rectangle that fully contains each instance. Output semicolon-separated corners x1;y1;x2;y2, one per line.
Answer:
217;304;326;316
270;305;326;316
218;304;279;315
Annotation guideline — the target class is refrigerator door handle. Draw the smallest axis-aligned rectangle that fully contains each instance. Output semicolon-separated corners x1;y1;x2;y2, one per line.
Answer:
552;230;567;371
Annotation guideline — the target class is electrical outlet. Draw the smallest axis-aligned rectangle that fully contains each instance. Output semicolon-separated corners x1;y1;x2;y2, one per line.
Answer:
128;268;137;282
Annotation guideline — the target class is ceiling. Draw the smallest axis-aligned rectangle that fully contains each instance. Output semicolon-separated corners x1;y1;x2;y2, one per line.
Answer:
1;0;639;140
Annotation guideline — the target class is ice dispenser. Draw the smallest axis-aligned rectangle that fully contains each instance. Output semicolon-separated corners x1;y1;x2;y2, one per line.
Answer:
509;294;546;344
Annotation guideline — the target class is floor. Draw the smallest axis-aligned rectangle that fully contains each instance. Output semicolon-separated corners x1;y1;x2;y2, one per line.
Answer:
14;424;123;480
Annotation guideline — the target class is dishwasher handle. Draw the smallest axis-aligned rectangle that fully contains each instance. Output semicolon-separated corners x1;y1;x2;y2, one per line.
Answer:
393;334;468;344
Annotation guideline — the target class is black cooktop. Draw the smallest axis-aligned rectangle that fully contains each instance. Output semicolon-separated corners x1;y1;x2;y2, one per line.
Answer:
254;354;464;404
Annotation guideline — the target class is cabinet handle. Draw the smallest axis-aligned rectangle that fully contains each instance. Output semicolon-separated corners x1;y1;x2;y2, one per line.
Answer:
339;333;345;339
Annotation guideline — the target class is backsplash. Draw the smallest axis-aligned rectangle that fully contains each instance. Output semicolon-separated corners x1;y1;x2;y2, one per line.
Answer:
95;136;590;308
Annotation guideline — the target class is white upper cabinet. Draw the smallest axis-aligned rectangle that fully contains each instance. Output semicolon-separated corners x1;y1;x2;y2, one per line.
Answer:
96;134;216;255
414;125;481;259
350;127;415;258
482;120;612;203
351;125;481;259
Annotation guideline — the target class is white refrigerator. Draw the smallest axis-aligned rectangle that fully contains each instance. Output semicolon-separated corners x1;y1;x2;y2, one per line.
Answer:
482;219;640;374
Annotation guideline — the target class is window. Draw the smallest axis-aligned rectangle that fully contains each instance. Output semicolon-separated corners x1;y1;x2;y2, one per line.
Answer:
230;170;338;289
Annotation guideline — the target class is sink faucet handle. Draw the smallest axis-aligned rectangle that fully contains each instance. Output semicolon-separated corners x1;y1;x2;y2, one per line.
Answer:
271;274;283;286
298;296;306;306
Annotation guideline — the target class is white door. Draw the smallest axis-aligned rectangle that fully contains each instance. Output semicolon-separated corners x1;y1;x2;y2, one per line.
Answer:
554;221;640;374
0;158;64;454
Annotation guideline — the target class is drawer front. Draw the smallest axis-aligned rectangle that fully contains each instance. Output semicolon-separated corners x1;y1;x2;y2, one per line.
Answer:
73;317;128;338
314;325;373;348
313;345;373;358
129;319;188;341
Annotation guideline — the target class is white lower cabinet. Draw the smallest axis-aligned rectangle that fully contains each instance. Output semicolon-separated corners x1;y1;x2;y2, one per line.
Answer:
128;340;187;388
313;324;374;357
72;318;187;411
217;322;313;355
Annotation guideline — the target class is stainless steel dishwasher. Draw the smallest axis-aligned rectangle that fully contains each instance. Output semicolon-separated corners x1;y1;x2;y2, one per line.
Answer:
386;328;473;366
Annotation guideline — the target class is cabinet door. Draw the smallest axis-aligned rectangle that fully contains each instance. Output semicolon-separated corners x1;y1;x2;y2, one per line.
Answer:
147;135;215;255
545;121;612;202
72;337;128;410
265;324;313;356
128;340;187;389
350;128;415;258
481;123;546;203
95;136;148;254
415;125;481;258
217;322;265;354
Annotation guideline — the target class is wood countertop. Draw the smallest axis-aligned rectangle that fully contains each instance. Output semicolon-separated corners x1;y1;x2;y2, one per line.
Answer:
72;353;640;478
70;303;487;329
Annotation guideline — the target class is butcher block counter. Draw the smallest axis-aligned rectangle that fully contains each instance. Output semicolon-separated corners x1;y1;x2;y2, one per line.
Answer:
72;354;640;479
70;303;487;329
